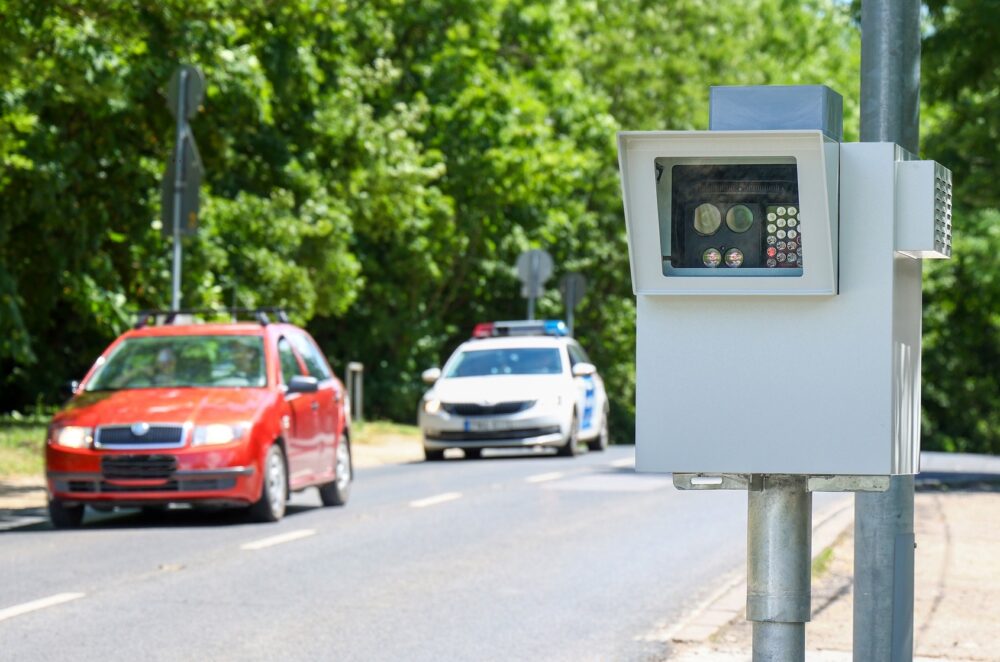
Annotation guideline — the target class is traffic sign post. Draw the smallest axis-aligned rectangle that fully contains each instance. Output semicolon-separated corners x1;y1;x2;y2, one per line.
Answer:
163;65;204;311
558;273;586;336
515;249;553;320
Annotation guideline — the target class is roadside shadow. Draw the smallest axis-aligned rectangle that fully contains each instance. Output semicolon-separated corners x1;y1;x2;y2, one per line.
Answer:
916;473;1000;493
0;502;322;533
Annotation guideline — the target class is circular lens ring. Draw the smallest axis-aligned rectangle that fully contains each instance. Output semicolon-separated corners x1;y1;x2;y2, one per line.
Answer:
726;205;754;233
724;248;744;268
702;248;722;268
693;204;722;236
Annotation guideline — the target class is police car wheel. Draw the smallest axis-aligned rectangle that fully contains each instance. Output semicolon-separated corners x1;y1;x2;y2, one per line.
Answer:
557;414;579;457
424;447;445;462
587;414;609;452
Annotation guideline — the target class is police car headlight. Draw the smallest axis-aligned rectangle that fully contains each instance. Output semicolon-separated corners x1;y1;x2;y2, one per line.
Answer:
423;398;442;415
53;426;93;448
193;424;246;446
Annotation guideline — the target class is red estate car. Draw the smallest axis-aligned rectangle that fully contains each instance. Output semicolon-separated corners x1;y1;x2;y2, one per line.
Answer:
45;311;352;527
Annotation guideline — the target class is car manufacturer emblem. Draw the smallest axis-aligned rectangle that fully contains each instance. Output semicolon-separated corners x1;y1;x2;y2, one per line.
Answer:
131;422;150;436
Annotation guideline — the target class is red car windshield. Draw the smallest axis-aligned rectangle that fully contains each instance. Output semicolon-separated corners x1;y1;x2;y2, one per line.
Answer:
86;335;267;390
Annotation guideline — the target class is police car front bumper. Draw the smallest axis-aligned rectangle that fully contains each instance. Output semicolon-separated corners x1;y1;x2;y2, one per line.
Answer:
420;405;571;450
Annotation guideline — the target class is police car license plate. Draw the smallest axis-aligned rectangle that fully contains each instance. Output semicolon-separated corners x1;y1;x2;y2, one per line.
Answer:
466;419;513;432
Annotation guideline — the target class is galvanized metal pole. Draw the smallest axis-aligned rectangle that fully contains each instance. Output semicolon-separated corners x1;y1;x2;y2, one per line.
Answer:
170;69;188;311
856;2;920;660
747;475;812;661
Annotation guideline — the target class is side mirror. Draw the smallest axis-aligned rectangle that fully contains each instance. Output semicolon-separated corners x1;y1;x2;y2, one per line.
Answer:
286;375;319;394
62;380;80;399
421;367;442;385
571;363;597;378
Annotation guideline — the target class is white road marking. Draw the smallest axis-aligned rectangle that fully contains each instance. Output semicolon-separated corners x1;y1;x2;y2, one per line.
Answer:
240;528;316;551
409;492;462;508
610;457;635;468
525;471;565;484
0;593;85;623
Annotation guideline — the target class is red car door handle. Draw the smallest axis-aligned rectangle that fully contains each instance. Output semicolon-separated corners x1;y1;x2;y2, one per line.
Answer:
311;401;319;411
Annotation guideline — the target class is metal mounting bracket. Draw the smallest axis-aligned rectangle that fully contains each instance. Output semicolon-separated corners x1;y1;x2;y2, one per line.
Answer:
673;473;891;493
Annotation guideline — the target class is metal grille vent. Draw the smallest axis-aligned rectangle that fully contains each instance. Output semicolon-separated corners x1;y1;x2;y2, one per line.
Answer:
933;164;953;258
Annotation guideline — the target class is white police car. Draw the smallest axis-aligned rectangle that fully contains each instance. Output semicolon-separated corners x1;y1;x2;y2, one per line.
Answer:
418;320;609;460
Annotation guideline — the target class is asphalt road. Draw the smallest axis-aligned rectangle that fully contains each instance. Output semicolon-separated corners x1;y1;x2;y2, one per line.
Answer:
0;447;845;661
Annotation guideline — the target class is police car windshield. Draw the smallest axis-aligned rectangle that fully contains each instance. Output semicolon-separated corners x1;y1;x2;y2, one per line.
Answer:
444;348;562;378
86;336;266;390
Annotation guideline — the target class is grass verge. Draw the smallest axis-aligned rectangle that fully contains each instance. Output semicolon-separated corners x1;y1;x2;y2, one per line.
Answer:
0;424;48;477
811;543;836;578
352;420;421;445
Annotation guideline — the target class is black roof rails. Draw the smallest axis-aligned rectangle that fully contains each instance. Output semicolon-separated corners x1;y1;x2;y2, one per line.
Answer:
133;307;291;329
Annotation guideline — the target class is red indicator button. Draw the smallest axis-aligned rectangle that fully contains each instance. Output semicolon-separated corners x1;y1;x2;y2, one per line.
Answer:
766;247;777;258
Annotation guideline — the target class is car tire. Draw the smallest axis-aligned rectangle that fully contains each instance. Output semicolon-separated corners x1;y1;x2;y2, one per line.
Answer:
557;414;580;457
587;410;610;452
249;443;288;523
319;435;352;507
464;448;482;460
48;499;84;529
424;447;445;462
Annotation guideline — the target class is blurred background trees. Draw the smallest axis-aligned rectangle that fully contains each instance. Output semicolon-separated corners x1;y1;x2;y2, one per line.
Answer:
0;0;995;453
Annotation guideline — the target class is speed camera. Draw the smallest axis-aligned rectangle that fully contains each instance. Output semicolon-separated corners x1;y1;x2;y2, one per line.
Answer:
619;123;952;476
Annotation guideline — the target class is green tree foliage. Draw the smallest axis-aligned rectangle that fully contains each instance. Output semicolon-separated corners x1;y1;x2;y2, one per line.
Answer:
920;0;1000;454
22;1;989;452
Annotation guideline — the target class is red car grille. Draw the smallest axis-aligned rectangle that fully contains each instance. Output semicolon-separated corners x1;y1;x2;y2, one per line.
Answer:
95;425;185;448
101;454;177;480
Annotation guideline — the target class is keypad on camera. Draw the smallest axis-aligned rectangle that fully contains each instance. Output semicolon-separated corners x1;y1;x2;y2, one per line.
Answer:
765;205;802;267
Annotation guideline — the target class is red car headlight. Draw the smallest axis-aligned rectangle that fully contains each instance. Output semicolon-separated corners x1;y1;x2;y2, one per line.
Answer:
51;426;94;449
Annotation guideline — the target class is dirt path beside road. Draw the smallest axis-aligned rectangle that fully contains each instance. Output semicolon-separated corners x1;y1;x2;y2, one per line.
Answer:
666;489;1000;661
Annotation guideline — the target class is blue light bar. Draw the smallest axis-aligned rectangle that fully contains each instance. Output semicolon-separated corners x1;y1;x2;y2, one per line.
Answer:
543;320;569;336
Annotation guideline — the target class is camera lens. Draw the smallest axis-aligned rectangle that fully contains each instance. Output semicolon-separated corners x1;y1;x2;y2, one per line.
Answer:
726;205;754;233
693;204;722;236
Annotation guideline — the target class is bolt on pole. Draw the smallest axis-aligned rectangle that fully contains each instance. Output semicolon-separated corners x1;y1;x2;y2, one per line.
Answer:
855;2;920;661
170;68;188;312
747;475;812;661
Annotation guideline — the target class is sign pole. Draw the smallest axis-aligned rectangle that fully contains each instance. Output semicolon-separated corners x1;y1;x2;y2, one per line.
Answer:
170;68;188;311
527;252;538;320
855;2;920;660
748;475;812;660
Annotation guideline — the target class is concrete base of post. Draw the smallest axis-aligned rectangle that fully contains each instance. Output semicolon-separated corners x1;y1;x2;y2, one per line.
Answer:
747;475;813;662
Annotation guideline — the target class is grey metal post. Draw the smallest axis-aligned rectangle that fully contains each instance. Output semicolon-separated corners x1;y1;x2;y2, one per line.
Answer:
747;475;812;661
855;2;920;661
346;362;364;423
170;69;188;311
